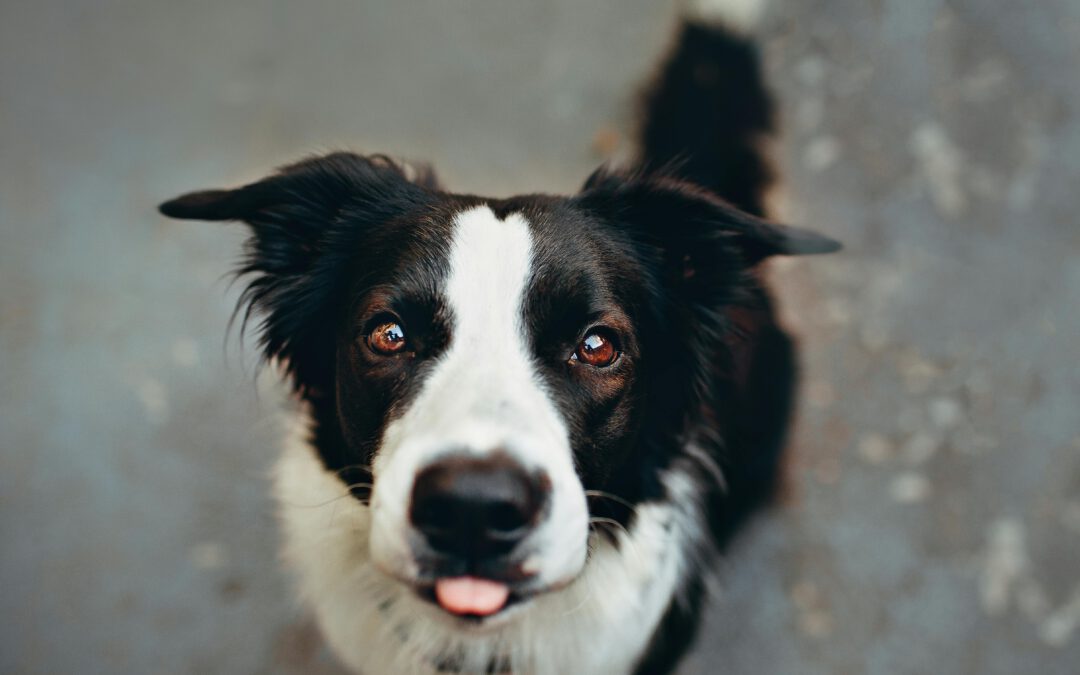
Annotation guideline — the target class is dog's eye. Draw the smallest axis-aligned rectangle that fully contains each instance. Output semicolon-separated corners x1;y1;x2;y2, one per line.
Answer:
367;320;408;355
571;329;619;368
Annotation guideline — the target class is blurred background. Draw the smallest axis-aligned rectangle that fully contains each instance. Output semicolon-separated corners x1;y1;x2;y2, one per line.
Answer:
2;0;1078;673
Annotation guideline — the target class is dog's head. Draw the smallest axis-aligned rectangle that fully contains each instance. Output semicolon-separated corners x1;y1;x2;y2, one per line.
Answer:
161;152;837;622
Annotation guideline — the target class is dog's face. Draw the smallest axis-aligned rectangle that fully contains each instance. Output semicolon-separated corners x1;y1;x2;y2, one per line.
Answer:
161;153;837;623
340;201;624;613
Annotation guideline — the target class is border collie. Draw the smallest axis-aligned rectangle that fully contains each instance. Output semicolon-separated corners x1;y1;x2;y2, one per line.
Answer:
160;3;839;673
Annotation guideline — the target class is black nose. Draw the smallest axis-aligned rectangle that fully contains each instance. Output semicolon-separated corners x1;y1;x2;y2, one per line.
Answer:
410;455;548;560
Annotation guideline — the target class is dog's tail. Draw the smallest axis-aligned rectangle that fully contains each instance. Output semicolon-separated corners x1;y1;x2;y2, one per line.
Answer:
639;0;775;217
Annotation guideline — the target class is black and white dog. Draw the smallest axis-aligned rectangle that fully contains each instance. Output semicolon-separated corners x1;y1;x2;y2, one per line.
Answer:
160;3;838;673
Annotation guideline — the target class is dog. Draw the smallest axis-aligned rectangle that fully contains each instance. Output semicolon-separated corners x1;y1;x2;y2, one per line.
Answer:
159;3;839;673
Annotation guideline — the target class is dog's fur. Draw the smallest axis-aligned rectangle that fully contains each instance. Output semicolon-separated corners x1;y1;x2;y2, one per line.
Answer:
160;5;838;674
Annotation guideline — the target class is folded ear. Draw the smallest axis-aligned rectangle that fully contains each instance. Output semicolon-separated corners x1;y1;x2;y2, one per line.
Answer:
578;167;840;266
160;153;439;222
159;152;437;392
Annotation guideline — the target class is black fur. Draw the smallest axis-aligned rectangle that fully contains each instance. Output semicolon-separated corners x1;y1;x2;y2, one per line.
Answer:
629;22;818;674
159;18;838;675
639;22;776;217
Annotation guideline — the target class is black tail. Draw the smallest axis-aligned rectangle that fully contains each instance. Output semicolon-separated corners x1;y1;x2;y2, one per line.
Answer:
638;20;775;217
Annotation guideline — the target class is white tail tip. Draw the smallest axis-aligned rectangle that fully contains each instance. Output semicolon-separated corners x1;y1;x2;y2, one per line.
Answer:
682;0;767;32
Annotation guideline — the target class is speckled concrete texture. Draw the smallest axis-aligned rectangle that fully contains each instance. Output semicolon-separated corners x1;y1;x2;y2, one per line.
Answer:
2;1;1077;673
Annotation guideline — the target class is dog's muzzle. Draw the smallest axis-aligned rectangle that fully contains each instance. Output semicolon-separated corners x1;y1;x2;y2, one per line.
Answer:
408;453;550;617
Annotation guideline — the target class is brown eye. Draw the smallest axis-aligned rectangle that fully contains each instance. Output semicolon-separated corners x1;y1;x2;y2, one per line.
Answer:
572;330;619;368
367;321;407;355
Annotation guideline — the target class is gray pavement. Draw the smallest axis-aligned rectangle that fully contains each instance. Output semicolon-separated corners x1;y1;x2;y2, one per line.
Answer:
2;1;1078;673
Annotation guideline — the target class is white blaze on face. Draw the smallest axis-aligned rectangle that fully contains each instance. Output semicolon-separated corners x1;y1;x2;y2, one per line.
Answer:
370;205;589;587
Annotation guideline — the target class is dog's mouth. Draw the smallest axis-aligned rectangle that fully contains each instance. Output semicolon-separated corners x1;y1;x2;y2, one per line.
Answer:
417;576;529;621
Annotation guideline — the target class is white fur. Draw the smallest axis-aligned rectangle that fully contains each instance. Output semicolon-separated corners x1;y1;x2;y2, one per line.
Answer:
682;0;766;32
369;206;588;591
275;410;704;675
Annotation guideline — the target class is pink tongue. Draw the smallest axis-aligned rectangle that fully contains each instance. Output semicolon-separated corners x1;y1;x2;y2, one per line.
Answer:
434;577;510;616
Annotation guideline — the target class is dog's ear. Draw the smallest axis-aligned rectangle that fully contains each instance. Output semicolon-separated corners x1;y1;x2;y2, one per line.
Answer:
576;168;839;409
159;152;437;392
578;167;840;268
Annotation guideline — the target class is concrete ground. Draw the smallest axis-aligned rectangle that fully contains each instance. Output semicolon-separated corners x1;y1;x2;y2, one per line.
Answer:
2;0;1078;673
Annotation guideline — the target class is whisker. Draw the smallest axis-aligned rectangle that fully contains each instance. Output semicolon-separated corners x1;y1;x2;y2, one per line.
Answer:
333;463;375;477
329;492;341;527
589;518;649;570
588;516;630;535
342;482;375;492
560;560;596;617
280;486;373;510
583;489;639;515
